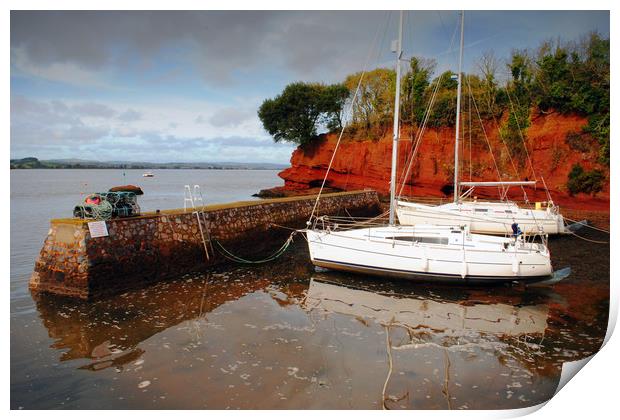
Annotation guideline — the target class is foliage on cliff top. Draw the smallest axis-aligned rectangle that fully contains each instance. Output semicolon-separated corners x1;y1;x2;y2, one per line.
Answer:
567;164;605;196
258;82;348;145
259;32;608;164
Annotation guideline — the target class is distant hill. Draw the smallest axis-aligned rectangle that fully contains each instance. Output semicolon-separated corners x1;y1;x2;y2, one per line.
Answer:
10;157;287;170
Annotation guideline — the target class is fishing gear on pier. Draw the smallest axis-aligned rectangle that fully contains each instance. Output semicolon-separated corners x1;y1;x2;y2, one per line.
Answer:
73;190;141;220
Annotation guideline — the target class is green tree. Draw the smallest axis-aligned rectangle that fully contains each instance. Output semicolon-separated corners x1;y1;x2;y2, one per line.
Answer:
401;57;435;125
344;68;396;133
475;51;507;119
566;164;604;195
531;33;609;164
501;50;535;163
319;83;349;131
258;82;349;145
425;70;458;127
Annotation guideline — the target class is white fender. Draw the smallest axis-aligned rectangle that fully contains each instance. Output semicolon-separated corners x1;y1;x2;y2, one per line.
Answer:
421;248;428;272
460;249;467;278
512;257;520;275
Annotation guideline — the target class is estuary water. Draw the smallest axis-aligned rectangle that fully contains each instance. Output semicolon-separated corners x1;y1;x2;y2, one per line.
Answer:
10;169;610;409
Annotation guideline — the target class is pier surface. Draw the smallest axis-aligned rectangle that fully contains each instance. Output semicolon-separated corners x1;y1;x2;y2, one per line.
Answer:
30;190;381;299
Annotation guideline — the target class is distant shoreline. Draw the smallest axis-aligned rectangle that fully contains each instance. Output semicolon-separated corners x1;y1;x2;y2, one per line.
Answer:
9;157;287;171
10;167;284;170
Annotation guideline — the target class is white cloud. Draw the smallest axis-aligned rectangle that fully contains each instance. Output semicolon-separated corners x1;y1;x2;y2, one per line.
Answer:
11;95;293;163
117;109;142;122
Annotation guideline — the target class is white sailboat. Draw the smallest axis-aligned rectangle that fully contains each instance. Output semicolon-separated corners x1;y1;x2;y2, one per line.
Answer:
397;187;567;235
303;11;554;285
396;12;566;235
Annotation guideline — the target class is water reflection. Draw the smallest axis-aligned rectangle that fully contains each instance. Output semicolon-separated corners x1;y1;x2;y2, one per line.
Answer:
33;272;272;371
27;246;606;409
305;276;550;335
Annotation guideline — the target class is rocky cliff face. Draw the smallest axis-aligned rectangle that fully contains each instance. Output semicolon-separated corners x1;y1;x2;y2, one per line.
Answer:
267;112;609;211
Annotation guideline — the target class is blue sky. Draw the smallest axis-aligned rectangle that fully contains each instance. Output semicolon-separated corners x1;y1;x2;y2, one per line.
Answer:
10;10;610;163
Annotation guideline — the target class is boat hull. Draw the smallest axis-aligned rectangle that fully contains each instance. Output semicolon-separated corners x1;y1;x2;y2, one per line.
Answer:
306;226;553;285
396;201;566;235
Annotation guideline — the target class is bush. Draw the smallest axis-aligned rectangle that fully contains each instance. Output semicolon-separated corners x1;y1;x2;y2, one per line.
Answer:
565;131;592;152
566;164;604;195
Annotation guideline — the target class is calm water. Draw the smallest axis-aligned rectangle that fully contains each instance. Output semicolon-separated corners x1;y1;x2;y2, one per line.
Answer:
10;170;609;409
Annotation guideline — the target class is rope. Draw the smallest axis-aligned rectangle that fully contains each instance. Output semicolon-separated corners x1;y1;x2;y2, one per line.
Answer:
213;231;297;264
566;229;609;244
563;216;610;234
75;192;140;221
381;325;395;410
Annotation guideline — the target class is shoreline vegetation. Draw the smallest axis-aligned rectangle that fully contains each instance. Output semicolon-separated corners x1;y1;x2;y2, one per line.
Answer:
9;157;287;171
258;32;610;199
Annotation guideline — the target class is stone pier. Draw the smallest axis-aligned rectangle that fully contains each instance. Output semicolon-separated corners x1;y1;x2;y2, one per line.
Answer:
29;190;381;300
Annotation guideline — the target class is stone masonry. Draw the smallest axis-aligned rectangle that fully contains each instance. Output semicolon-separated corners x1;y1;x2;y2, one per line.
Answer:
29;190;381;300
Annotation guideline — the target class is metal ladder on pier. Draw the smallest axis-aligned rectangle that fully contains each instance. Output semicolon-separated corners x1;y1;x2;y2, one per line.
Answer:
184;185;214;262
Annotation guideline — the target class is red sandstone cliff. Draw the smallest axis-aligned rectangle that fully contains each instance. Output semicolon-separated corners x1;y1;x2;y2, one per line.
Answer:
266;112;609;212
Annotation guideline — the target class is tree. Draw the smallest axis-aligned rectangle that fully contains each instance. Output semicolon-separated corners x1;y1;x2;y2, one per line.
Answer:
319;83;349;131
476;50;503;118
501;50;535;163
258;82;349;145
533;40;572;112
425;70;458;127
344;68;396;132
566;164;604;195
401;57;435;126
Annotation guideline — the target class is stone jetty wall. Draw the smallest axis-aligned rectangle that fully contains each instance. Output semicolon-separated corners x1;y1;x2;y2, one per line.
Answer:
29;190;381;300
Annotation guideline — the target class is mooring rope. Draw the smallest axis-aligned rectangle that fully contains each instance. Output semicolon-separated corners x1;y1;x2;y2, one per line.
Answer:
566;229;609;244
213;231;298;264
563;216;610;234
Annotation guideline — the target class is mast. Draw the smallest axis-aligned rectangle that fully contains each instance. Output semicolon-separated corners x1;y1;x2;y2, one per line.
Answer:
389;10;404;225
453;10;465;203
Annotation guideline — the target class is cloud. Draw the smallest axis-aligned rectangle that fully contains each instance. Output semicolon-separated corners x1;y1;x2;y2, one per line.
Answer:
10;95;294;163
72;102;116;118
11;46;112;88
117;109;142;122
10;10;609;90
208;107;255;128
10;11;394;86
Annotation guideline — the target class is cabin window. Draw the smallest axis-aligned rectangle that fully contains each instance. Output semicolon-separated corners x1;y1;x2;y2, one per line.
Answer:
505;210;513;214
474;209;488;213
387;236;449;245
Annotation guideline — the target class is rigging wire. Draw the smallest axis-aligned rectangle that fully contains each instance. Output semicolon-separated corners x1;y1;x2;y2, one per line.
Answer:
396;72;444;197
470;75;528;201
396;12;460;199
464;75;505;198
477;80;531;201
338;11;393;202
308;11;390;223
505;86;538;183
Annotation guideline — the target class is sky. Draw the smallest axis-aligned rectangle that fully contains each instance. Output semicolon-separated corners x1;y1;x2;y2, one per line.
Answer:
10;10;610;164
